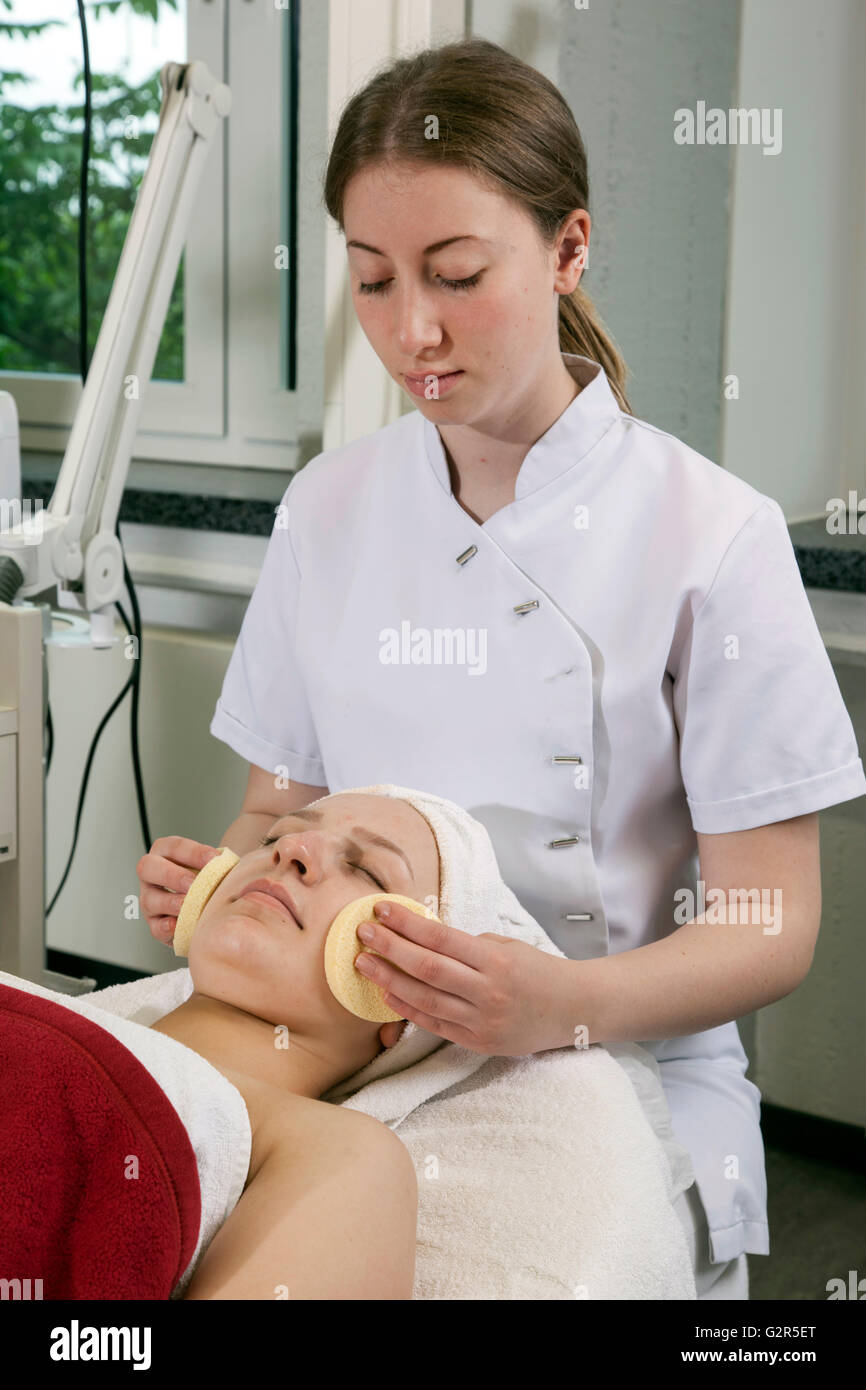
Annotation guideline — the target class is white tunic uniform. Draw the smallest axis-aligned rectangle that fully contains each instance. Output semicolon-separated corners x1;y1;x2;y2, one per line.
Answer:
210;353;866;1265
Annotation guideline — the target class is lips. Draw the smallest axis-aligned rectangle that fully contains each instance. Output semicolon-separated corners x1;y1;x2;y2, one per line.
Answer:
237;879;302;928
403;369;464;400
404;369;461;384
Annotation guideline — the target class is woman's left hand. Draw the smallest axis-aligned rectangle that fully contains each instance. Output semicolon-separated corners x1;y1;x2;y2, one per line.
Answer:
359;900;564;1056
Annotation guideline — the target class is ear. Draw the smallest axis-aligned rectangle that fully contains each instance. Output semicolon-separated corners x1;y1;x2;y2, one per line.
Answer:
378;1019;407;1049
553;209;591;294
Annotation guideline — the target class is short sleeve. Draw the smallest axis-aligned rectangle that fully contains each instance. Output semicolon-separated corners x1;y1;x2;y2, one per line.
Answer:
209;475;327;786
672;497;866;833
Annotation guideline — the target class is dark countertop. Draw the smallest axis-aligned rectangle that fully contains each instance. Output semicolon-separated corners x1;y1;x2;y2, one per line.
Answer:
19;475;866;592
22;475;281;538
785;518;866;593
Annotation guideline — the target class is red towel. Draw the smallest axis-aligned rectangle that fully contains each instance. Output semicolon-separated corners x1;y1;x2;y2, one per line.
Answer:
0;981;201;1299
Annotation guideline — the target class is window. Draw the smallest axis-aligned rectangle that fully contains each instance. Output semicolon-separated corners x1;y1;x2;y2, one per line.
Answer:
0;0;311;475
0;0;187;382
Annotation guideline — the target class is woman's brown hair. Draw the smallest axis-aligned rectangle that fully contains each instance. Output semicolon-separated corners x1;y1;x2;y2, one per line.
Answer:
323;36;633;415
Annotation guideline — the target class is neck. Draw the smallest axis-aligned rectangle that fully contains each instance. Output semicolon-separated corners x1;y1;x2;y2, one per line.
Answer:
437;354;581;503
150;993;379;1099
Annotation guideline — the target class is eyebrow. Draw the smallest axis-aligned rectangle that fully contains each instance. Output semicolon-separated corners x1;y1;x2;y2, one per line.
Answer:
268;807;415;882
345;234;492;258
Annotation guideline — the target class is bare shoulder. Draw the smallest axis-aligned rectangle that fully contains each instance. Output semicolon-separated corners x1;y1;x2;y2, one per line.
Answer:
185;1071;418;1298
217;1065;412;1183
257;1100;418;1299
270;1088;414;1174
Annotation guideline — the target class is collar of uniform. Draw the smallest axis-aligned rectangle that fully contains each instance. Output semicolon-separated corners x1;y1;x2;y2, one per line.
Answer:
420;353;622;502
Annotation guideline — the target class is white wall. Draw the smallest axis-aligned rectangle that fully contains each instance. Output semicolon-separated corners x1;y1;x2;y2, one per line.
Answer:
556;0;740;465
753;657;866;1128
45;615;243;975
721;0;866;515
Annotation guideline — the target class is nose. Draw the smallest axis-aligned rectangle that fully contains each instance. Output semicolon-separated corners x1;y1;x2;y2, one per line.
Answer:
393;282;444;358
269;830;327;883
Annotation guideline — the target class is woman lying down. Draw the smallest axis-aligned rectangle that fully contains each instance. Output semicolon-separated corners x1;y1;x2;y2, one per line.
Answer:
0;785;697;1300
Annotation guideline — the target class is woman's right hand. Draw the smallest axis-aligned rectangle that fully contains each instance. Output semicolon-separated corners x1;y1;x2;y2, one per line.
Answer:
137;837;224;945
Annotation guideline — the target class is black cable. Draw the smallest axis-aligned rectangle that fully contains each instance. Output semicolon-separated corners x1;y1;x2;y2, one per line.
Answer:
76;0;91;379
44;701;53;775
44;597;136;915
47;1;152;915
117;521;152;850
115;600;132;635
287;0;299;390
46;668;136;916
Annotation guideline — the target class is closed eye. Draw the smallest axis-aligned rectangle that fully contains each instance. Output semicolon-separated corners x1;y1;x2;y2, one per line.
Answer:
353;863;387;890
259;835;387;891
357;272;482;296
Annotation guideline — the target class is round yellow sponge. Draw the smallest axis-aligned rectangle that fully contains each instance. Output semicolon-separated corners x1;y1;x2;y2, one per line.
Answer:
323;893;441;1022
172;847;240;957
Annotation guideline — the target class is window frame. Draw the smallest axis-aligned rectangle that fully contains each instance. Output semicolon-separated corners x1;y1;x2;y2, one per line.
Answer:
322;0;467;453
5;1;230;457
8;0;467;484
7;0;316;475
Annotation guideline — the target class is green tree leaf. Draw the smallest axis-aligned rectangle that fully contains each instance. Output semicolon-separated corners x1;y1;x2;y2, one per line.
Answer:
0;0;184;380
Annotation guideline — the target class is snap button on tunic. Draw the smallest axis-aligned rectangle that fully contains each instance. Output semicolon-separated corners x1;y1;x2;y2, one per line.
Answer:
211;352;866;1265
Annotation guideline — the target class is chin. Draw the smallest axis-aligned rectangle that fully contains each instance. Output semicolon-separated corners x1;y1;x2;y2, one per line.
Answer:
188;917;274;982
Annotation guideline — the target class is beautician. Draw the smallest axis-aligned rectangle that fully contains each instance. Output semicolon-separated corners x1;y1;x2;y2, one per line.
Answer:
138;38;866;1300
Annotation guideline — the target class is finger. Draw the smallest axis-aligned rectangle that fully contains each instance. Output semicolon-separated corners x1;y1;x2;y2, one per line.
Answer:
156;836;221;867
360;911;488;1007
141;886;192;919
380;991;481;1049
139;839;220;879
138;855;205;897
357;947;477;1028
372;899;487;968
377;1019;406;1049
183;841;223;870
149;915;178;942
